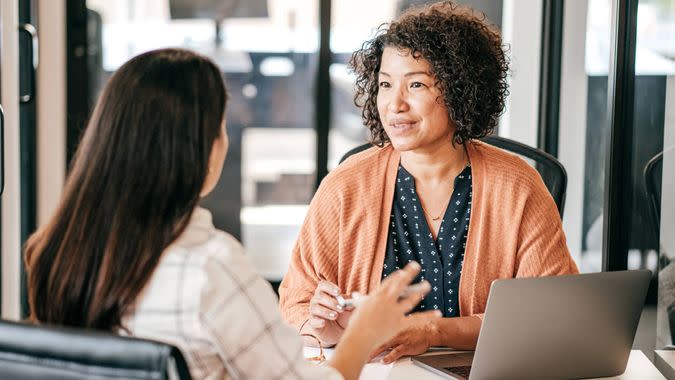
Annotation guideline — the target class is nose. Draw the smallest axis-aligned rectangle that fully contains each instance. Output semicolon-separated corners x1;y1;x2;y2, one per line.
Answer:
387;87;409;113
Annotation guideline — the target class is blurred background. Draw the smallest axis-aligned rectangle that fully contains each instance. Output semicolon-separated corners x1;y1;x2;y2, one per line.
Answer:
1;0;674;353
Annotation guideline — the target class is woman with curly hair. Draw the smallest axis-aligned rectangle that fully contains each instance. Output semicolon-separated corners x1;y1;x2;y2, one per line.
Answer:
280;0;578;363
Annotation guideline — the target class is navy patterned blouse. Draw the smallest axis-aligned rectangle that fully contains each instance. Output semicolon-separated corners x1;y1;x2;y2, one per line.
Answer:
382;164;472;317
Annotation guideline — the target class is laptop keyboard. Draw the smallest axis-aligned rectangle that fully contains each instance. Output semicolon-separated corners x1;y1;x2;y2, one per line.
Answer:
444;366;472;378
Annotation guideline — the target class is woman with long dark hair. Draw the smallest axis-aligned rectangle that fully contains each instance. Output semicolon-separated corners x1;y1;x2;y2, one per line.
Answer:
25;48;438;380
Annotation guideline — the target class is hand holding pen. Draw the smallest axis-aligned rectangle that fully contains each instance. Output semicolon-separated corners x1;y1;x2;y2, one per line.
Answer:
306;279;355;347
306;262;430;347
335;282;430;310
308;280;352;327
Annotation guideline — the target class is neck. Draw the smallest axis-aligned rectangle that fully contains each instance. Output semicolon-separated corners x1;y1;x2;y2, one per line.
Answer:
400;139;467;185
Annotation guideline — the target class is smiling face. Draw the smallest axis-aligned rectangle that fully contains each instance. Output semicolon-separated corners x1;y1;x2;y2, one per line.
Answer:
376;46;454;153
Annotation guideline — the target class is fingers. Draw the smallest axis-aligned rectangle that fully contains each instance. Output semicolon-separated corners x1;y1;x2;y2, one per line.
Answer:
409;309;443;321
308;316;326;329
381;262;422;297
311;290;343;313
397;281;432;312
309;303;339;322
316;280;340;298
369;343;390;361
382;345;406;364
335;309;353;329
343;292;364;311
309;280;343;326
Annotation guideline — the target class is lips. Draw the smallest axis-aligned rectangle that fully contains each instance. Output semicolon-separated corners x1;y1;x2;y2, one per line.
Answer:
387;118;417;133
388;117;416;126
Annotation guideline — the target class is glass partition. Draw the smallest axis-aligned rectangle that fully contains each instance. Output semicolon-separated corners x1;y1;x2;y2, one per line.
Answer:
85;0;319;284
633;0;675;349
557;0;614;272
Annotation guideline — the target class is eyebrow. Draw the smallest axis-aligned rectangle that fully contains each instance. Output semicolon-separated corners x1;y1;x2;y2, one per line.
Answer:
379;71;431;78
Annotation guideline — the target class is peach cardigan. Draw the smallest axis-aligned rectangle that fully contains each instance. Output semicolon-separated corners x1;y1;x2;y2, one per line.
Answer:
279;141;578;330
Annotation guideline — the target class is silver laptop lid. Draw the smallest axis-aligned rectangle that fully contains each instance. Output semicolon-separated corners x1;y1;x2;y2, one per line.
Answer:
469;270;650;380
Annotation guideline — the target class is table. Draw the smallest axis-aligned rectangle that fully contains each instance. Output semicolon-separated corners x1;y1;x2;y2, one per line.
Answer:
654;350;675;379
304;348;665;379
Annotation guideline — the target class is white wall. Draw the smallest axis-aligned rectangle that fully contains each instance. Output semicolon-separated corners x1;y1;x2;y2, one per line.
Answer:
499;0;542;147
502;0;589;265
1;0;66;319
37;0;67;225
656;76;675;348
661;76;675;267
1;0;22;320
557;0;589;265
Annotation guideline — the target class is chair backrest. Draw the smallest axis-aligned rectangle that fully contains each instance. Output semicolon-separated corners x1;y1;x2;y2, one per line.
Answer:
644;151;663;228
481;135;567;217
339;135;567;217
0;320;191;380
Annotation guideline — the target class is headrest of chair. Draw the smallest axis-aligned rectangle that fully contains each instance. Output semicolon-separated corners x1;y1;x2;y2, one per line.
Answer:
0;320;190;379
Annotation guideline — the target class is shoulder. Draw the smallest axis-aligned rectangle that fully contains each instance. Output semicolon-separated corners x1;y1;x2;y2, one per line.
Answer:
337;143;392;169
300;144;395;215
326;144;393;182
168;226;253;280
469;140;544;192
318;144;394;194
194;230;278;309
200;231;251;274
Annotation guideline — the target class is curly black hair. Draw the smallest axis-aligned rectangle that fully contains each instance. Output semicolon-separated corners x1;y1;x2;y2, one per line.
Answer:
348;1;509;146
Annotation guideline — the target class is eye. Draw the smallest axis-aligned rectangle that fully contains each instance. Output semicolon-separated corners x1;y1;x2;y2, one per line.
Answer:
410;81;426;89
379;81;391;88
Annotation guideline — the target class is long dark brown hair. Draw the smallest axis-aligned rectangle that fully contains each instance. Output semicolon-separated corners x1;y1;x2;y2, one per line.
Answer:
25;48;227;331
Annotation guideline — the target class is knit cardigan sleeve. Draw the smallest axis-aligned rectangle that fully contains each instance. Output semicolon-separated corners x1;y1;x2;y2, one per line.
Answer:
459;142;579;319
278;177;342;331
514;168;579;277
467;165;579;320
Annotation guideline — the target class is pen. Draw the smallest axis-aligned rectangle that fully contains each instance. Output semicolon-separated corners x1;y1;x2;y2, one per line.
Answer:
335;282;429;309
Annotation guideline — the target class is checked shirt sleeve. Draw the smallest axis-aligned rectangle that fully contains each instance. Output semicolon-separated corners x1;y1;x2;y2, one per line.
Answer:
199;235;343;380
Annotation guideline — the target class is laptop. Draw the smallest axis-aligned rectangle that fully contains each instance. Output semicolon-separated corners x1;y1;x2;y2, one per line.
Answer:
412;270;651;380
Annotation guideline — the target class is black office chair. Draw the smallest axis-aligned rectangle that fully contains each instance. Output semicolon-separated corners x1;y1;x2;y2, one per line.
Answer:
644;151;663;229
339;135;568;217
643;152;675;344
0;319;191;379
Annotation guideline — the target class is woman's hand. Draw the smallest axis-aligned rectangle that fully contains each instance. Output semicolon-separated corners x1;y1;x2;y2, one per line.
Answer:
343;262;441;351
329;262;441;380
304;280;352;346
369;318;438;363
370;314;483;363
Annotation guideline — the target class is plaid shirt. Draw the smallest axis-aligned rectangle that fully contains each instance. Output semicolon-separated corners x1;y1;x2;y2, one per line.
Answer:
124;207;341;380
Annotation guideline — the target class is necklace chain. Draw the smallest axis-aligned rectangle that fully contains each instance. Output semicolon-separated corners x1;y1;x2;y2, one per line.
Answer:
424;207;445;221
419;162;470;222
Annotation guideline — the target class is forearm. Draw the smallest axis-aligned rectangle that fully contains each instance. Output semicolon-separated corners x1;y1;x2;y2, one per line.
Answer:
329;326;377;380
429;315;482;350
